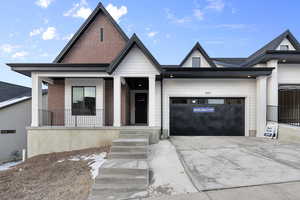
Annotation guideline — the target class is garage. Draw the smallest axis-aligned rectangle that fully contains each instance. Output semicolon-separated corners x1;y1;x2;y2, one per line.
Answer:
170;97;245;136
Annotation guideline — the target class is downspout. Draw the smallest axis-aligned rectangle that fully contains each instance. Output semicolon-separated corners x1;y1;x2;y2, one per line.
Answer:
160;75;164;139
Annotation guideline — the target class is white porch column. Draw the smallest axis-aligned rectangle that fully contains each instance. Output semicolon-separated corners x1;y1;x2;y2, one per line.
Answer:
113;76;121;127
148;76;156;127
267;60;279;106
256;76;267;137
31;73;43;127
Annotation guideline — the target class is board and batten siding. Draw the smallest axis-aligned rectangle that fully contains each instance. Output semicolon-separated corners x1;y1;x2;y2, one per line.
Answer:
113;45;160;76
162;79;257;136
181;50;212;68
278;64;300;84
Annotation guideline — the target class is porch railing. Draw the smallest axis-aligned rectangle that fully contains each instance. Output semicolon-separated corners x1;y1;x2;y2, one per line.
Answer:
39;109;104;127
267;105;300;127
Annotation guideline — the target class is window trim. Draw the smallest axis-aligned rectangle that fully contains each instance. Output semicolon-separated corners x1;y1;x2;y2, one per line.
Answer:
71;86;96;116
279;45;289;50
100;28;104;42
192;57;201;68
1;130;16;134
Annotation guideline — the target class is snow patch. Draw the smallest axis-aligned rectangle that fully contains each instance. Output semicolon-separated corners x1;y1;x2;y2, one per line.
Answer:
0;161;22;171
0;96;30;108
58;152;107;179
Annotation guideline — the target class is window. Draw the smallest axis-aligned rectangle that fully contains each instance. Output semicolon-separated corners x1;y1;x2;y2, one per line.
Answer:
1;130;16;134
192;57;201;67
72;86;96;116
100;28;104;42
280;45;289;50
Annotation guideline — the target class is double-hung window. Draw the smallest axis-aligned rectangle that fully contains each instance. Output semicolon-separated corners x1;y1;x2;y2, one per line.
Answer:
192;57;201;67
72;86;96;116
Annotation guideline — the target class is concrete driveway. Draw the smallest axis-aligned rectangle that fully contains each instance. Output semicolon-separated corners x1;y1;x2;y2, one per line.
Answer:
170;136;300;191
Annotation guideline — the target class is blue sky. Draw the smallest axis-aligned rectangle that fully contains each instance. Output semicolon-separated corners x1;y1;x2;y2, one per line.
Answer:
1;0;300;87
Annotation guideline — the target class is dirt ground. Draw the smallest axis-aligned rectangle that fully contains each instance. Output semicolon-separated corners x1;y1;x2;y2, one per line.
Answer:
0;146;110;200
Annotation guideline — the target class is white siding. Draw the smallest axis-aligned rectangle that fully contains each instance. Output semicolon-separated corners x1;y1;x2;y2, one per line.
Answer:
276;38;296;50
113;45;160;76
65;78;104;127
278;64;300;84
182;50;212;68
155;81;161;127
163;79;257;136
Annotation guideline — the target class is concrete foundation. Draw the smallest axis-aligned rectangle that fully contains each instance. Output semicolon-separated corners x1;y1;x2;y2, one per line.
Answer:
278;124;300;143
27;126;160;158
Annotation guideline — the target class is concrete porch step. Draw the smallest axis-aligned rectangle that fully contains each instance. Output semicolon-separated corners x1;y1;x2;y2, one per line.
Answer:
111;146;148;153
88;188;145;200
112;138;148;146
108;152;147;159
95;174;148;185
119;134;149;139
92;181;148;190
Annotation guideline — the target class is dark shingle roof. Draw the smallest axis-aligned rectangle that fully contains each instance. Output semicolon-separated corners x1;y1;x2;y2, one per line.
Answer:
0;81;31;102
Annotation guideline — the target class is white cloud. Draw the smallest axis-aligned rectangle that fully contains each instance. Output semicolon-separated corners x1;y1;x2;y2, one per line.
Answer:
193;9;204;20
64;0;92;20
215;24;248;29
30;28;44;37
147;31;158;38
166;9;191;24
12;51;28;58
0;44;21;53
206;0;225;12
42;27;57;40
63;33;74;41
105;3;128;22
35;0;54;8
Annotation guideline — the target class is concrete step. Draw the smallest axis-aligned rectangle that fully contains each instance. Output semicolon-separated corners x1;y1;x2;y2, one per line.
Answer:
95;174;148;185
88;188;145;200
111;146;148;153
109;152;147;159
93;181;147;190
119;134;149;139
112;138;148;146
100;159;148;176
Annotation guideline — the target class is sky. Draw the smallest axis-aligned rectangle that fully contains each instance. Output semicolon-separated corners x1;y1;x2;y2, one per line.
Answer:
1;0;300;87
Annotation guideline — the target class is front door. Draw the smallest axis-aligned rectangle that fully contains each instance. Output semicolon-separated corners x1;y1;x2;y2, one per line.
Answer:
135;93;148;124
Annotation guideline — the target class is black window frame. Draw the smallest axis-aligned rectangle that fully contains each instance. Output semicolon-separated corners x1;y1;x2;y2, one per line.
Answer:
100;27;104;42
1;130;16;134
192;57;201;68
71;86;96;116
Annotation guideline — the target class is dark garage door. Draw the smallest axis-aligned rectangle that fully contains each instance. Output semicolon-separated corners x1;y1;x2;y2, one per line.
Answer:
170;97;245;136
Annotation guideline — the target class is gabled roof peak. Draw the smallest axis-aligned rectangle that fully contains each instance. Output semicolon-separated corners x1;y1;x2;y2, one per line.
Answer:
53;2;129;63
180;42;217;68
107;33;161;74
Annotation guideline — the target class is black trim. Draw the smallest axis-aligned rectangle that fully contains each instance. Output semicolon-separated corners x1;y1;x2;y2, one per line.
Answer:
53;2;129;63
180;42;217;68
107;34;161;74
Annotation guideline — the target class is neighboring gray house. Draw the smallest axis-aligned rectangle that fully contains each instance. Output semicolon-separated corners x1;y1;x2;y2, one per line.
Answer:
0;81;47;162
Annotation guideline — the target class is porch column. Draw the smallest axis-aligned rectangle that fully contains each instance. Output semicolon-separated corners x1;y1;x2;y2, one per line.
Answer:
31;73;43;127
113;76;121;127
267;60;278;106
148;76;156;126
256;76;267;137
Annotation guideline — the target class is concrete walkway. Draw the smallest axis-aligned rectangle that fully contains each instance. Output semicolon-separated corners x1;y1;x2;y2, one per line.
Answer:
170;136;300;191
144;181;300;200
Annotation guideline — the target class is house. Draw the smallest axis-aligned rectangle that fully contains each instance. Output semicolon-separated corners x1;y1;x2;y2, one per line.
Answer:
6;3;300;157
0;81;47;162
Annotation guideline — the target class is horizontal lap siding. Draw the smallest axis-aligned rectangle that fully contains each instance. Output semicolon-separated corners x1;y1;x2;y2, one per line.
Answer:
278;64;300;84
163;79;257;135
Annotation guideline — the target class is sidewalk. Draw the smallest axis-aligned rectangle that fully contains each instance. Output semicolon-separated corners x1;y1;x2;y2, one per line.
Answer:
144;181;300;200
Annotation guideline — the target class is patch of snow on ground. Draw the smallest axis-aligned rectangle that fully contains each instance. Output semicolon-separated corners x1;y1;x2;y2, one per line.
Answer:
147;140;197;196
0;161;22;171
58;152;107;179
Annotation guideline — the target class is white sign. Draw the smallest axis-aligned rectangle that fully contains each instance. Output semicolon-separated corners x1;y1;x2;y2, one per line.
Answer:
264;122;278;139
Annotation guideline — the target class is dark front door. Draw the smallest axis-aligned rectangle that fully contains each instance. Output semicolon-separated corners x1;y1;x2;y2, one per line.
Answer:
135;93;148;124
170;97;245;136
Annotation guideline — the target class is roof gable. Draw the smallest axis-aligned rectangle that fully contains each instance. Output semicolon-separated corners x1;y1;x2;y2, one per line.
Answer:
53;2;128;63
107;34;161;74
247;30;300;62
180;42;217;68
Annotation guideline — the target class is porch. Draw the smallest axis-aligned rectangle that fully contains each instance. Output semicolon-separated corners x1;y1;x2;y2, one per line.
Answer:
32;74;158;128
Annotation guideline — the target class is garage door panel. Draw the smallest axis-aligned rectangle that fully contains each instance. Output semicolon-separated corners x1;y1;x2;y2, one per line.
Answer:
170;98;245;136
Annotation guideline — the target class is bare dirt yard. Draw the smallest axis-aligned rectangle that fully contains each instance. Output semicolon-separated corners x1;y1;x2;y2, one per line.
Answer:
0;146;110;200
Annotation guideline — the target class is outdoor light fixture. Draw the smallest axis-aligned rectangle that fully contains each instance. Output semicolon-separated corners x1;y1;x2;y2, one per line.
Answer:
247;75;252;78
282;59;286;63
138;84;142;87
170;74;174;78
